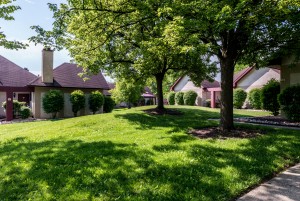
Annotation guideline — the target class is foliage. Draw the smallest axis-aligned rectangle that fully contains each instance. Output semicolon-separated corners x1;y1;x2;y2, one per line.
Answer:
233;88;247;109
88;91;104;114
42;90;64;119
261;79;280;116
2;100;26;116
70;90;85;117
0;0;27;49
19;106;31;119
175;92;184;105
183;90;198;106
167;92;176;105
248;88;262;109
205;99;211;107
103;96;115;113
278;85;300;122
111;79;143;108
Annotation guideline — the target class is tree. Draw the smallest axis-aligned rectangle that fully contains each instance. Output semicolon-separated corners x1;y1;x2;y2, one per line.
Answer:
42;90;64;118
0;0;27;49
88;91;104;114
111;79;144;108
30;1;217;111
166;0;300;130
70;90;85;117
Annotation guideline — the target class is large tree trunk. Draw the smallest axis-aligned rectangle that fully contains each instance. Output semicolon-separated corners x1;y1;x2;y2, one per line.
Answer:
220;58;235;131
155;73;165;110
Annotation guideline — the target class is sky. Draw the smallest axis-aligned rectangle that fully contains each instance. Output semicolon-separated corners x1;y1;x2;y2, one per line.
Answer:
0;0;70;76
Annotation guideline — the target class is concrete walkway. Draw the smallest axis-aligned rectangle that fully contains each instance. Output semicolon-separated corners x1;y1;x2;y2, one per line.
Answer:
237;163;300;201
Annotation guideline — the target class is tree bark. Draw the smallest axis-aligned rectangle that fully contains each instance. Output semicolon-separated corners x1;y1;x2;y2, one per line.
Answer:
155;73;165;110
220;58;235;131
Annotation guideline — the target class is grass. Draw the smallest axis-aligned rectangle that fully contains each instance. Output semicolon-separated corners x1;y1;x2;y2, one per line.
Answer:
0;106;299;201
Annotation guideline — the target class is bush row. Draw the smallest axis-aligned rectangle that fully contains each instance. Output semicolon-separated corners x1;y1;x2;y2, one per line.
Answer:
168;90;198;106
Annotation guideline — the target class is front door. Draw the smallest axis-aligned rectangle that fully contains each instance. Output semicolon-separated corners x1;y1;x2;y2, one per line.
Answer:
18;93;30;106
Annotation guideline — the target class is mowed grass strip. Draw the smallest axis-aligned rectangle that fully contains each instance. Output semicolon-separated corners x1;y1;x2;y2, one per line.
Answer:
0;106;299;201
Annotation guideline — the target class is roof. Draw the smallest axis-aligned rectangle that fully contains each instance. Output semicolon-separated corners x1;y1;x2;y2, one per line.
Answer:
0;55;37;87
233;66;254;87
29;63;110;90
170;76;220;91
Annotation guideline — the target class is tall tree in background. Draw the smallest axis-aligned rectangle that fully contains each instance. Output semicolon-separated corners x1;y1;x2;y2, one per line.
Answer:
0;0;26;49
166;0;300;130
30;0;217;111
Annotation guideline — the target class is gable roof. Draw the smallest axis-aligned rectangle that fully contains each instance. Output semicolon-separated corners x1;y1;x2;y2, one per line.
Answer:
170;76;220;91
29;63;110;90
233;66;254;87
0;55;37;87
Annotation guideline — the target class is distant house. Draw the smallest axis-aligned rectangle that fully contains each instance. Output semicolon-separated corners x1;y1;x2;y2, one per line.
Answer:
0;49;109;120
170;76;220;106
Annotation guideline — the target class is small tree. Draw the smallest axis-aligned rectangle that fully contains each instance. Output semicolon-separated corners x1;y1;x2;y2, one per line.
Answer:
248;88;262;109
233;88;247;109
70;90;85;117
175;92;184;105
167;92;176;105
183;90;198;106
261;79;280;116
42;90;64;119
278;85;300;122
88;91;104;114
103;96;115;113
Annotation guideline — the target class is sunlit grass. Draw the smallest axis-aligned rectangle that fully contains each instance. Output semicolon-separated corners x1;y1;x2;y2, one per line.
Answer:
0;106;299;200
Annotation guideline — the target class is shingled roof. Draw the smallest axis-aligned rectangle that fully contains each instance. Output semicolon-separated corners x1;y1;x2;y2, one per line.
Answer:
29;63;110;90
0;55;37;87
170;76;220;91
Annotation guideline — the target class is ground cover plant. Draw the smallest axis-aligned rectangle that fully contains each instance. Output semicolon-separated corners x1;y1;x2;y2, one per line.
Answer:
0;106;299;201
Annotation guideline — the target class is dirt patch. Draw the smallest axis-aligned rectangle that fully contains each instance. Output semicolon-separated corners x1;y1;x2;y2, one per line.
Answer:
143;108;184;116
189;127;265;139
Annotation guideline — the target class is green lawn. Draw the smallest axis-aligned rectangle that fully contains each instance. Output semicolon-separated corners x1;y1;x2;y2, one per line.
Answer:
0;106;299;201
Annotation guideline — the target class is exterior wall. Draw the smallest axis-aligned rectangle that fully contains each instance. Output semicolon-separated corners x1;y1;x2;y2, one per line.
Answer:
33;87;104;119
0;92;6;117
281;56;300;90
237;67;280;92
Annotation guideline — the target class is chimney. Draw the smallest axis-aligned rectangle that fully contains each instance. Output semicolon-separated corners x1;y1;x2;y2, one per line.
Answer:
42;49;54;83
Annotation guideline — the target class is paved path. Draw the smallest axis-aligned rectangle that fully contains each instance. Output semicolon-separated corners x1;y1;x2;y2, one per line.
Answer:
237;163;300;201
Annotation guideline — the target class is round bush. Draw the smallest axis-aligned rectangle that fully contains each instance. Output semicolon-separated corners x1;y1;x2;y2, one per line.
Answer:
167;92;176;105
233;88;247;109
183;90;198;106
103;96;115;113
42;90;64;118
20;106;31;119
70;90;86;117
205;99;211;107
175;92;184;105
261;79;280;116
278;85;300;122
248;88;262;109
89;91;104;114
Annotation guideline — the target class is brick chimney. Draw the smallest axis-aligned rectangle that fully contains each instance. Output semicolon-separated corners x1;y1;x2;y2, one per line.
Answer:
42;49;54;83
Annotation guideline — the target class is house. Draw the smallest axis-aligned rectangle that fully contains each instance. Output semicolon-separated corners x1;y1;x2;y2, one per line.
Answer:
208;66;280;108
1;49;109;120
170;75;220;106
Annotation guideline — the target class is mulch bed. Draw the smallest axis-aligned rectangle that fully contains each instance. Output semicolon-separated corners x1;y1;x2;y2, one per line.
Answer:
143;108;184;116
235;116;300;128
189;127;265;139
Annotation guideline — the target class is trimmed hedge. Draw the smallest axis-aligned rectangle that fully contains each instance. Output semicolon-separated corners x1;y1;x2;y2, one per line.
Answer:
104;96;115;113
89;91;104;114
183;90;197;106
261;79;280;116
233;88;247;109
20;106;31;119
42;90;64;119
278;85;300;122
167;92;176;105
70;90;85;117
248;88;262;109
175;92;184;105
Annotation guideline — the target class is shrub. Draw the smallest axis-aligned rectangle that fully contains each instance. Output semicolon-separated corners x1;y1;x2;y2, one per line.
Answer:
19;106;31;119
167;92;176;105
146;99;154;105
261;79;280;116
2;100;26;117
103;96;115;113
278;85;300;122
248;88;262;109
183;90;198;106
175;92;184;105
70;90;86;117
233;88;247;109
42;90;64;119
88;91;104;114
205;99;211;107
